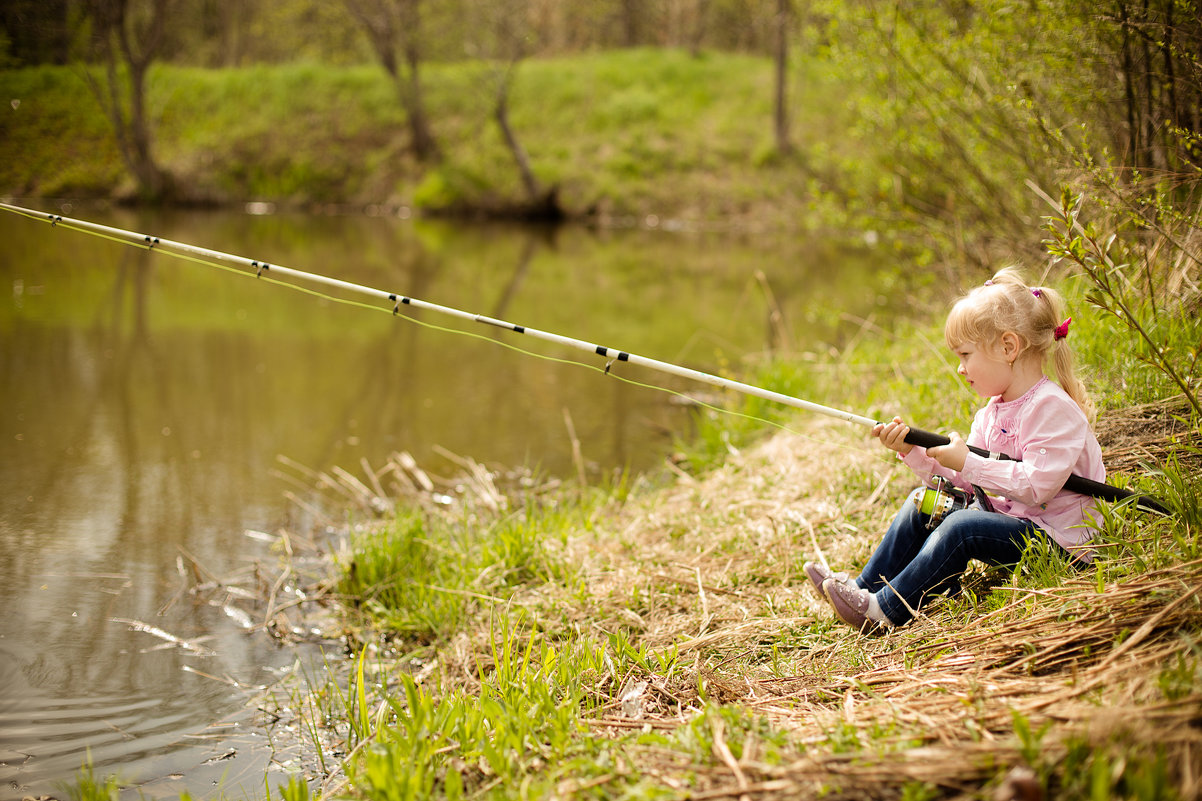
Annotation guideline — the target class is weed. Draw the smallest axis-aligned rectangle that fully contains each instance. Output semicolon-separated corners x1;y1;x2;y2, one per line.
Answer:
336;496;582;644
1157;650;1198;703
62;758;120;801
900;782;941;801
272;775;316;801
348;611;612;799
1056;736;1174;801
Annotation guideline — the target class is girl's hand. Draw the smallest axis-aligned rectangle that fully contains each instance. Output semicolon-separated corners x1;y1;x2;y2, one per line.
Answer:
928;432;968;472
871;416;914;455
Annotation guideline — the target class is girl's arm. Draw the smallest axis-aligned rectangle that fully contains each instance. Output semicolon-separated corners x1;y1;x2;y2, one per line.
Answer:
900;441;972;490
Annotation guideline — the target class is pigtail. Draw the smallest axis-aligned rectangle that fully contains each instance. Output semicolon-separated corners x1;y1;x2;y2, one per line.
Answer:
1052;340;1097;425
1030;283;1098;426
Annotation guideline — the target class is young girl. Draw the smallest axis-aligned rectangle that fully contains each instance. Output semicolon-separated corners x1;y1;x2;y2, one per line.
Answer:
806;268;1105;631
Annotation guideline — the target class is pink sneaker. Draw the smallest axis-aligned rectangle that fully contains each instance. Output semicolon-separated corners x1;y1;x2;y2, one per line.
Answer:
823;579;879;633
803;561;851;595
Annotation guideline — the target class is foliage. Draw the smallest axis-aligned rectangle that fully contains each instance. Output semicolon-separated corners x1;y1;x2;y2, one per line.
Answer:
1041;189;1201;417
803;0;1202;271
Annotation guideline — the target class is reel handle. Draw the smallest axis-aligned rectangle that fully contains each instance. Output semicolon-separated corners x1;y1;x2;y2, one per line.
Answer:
898;426;1170;516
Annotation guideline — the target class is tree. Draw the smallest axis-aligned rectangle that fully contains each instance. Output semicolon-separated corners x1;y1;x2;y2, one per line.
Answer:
344;0;441;164
773;0;793;155
462;0;561;219
486;1;543;206
81;0;176;202
1107;0;1202;174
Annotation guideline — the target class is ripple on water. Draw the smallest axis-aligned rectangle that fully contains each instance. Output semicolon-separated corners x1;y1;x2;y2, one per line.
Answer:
0;676;280;800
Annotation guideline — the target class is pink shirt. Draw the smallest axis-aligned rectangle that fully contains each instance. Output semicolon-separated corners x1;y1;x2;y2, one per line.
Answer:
901;376;1105;560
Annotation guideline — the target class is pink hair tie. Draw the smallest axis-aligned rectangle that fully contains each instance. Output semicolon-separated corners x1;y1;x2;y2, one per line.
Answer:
1031;288;1043;298
1054;317;1072;341
983;279;994;286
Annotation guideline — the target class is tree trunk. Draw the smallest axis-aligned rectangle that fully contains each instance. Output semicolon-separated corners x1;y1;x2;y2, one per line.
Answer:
495;62;540;201
620;0;640;46
84;0;174;202
774;0;793;155
345;0;441;163
401;32;440;163
1118;2;1139;163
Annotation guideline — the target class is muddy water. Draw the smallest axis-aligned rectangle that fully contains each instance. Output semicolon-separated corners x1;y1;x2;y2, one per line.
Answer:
0;204;888;798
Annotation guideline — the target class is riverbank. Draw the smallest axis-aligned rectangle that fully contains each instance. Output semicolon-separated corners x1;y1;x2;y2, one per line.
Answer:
0;52;836;225
261;397;1199;800
246;269;1201;800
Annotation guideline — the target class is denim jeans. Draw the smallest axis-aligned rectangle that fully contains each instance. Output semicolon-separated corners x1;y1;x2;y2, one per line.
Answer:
854;487;1042;625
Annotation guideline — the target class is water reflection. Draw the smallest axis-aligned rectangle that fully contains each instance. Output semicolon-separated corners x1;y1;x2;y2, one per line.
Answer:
0;205;886;798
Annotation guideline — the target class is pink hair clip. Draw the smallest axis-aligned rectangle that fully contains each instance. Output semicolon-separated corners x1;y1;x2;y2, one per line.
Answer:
1054;317;1072;341
983;279;994;286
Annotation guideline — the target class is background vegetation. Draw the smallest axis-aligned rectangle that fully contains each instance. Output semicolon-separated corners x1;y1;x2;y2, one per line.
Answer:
2;0;1199;270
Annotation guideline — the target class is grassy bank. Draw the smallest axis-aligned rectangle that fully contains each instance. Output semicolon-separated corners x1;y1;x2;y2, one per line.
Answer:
222;243;1202;801
0;51;853;230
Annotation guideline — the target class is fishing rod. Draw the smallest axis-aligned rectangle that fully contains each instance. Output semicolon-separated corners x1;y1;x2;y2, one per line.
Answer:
0;201;1169;515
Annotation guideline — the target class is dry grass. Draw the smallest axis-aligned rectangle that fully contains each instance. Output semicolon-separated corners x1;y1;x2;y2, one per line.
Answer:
540;412;1202;799
1096;394;1202;475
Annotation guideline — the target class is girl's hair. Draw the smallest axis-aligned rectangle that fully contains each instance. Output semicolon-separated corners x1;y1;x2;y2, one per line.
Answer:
944;267;1097;423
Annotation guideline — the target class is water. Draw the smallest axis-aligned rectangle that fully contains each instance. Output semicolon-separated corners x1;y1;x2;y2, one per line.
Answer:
0;203;886;798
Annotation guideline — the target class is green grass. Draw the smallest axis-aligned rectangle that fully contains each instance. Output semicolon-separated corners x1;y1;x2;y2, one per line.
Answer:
0;50;855;225
336;495;588;643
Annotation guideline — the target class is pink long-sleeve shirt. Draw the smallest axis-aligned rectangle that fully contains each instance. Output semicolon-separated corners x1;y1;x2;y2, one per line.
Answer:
900;376;1106;560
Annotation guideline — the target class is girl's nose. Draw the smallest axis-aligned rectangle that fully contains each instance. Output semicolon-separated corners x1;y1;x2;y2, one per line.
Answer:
957;363;967;376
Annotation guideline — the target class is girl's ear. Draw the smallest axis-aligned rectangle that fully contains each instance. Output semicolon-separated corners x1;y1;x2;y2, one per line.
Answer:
1000;331;1023;362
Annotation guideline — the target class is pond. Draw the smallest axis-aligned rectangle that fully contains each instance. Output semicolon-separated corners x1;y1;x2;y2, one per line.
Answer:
0;203;890;799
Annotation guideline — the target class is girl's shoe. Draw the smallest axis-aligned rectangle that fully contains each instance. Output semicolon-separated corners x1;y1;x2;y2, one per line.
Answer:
822;579;878;633
803;561;852;596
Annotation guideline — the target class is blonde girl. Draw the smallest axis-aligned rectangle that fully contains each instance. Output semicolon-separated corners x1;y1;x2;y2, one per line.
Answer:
806;268;1105;630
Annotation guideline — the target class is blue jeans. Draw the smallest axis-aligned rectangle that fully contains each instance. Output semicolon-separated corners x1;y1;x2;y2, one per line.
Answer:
855;487;1042;625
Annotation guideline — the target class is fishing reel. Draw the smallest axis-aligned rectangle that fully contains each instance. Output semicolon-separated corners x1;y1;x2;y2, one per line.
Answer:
914;476;973;530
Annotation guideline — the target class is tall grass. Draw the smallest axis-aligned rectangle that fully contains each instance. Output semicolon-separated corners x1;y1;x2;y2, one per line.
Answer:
336;495;586;643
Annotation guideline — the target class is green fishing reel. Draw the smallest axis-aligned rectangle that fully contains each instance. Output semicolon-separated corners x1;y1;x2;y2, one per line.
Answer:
914;476;973;530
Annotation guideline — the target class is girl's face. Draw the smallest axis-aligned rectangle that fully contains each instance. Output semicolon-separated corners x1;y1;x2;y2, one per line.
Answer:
952;340;1013;399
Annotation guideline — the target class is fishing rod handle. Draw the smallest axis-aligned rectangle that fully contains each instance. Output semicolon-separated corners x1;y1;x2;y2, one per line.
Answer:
901;427;1170;515
905;426;1033;463
901;427;953;450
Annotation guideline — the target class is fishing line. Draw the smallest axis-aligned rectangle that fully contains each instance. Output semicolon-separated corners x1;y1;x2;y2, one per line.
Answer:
0;202;1170;513
6;202;834;449
232;270;832;444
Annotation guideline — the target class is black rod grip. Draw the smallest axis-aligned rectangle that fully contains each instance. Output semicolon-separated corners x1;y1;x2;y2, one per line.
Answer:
902;426;951;449
898;426;1170;516
1063;474;1171;515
